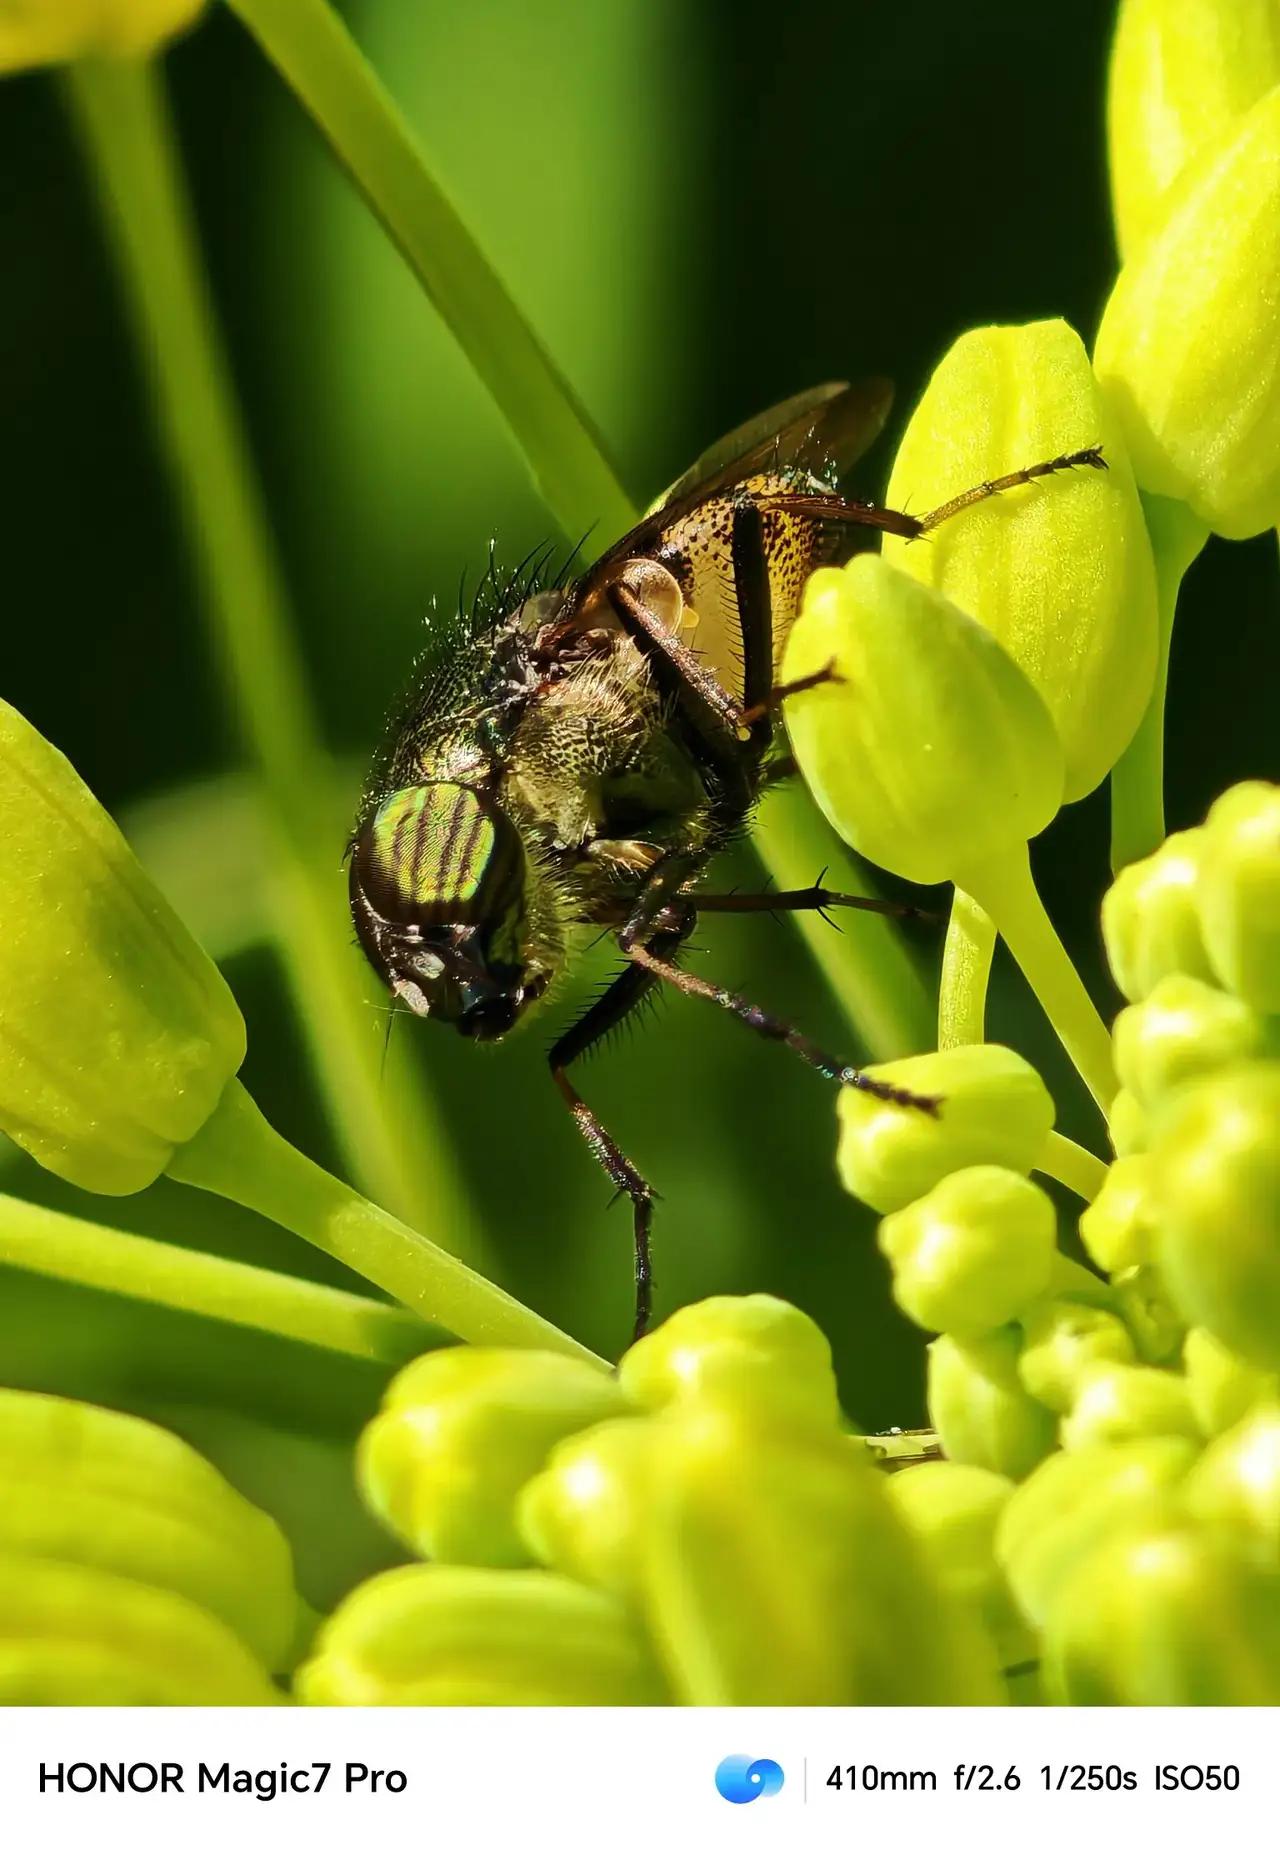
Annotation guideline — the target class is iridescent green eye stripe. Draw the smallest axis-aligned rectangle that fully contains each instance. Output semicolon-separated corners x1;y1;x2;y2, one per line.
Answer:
376;786;494;908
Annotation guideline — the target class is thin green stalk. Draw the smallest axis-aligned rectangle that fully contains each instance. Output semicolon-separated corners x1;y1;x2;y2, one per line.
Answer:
957;845;1117;1114
1035;1130;1107;1203
937;887;996;1049
169;1079;605;1366
63;57;487;1263
1109;494;1208;872
224;0;930;1060
0;1193;430;1367
225;0;634;549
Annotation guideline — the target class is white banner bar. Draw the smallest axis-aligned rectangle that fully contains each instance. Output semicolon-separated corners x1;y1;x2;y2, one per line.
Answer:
0;1704;1269;1849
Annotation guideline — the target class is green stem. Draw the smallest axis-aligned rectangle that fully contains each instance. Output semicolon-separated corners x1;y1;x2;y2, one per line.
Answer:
755;782;933;1057
224;0;930;1062
1109;494;1208;873
937;888;996;1049
224;0;635;549
1034;1131;1107;1203
0;1193;429;1367
63;56;487;1263
169;1079;605;1367
957;844;1117;1114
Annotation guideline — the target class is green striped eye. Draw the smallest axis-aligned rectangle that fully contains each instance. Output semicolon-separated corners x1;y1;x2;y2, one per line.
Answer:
360;784;521;926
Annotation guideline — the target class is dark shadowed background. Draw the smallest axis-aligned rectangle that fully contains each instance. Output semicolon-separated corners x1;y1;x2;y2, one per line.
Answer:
1;0;1276;1604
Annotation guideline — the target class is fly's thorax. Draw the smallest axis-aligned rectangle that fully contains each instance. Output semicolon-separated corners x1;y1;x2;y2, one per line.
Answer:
348;780;565;1042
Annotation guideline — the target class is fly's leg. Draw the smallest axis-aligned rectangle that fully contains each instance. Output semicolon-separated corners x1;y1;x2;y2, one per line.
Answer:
548;917;693;1343
606;579;747;747
755;447;1106;542
695;882;935;924
916;448;1106;531
729;496;774;742
624;935;939;1113
739;663;844;728
604;493;782;776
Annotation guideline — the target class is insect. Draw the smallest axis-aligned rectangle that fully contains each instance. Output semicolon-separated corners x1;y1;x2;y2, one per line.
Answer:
349;381;1103;1339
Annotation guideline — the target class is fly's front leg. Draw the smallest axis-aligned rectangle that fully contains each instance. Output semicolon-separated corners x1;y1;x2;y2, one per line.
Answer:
549;915;694;1343
624;935;939;1113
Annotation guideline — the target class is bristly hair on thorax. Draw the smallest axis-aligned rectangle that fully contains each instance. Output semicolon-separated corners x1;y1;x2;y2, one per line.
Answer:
351;532;594;840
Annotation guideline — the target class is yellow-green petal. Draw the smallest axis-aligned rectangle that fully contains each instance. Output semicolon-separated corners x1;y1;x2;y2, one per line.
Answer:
357;1348;628;1567
884;319;1157;801
1096;84;1280;539
783;556;1063;887
297;1563;665;1706
0;1554;279;1704
0;0;204;71
0;699;245;1192
1107;0;1280;258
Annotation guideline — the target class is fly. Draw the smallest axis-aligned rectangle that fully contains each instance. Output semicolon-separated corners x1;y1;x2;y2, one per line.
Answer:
348;380;1103;1339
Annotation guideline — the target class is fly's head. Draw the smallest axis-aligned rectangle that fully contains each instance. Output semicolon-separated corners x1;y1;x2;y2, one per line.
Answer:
349;782;553;1042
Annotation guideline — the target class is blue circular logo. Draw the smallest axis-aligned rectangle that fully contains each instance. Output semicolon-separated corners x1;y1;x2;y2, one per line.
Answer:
715;1756;785;1804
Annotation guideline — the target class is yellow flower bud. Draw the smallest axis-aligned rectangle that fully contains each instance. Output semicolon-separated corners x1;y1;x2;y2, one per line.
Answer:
1079;1154;1155;1272
997;1436;1197;1626
0;1556;279;1704
878;1167;1056;1335
358;1348;628;1567
1183;1326;1278;1436
837;1044;1055;1214
617;1294;840;1427
1095;85;1280;539
1108;0;1280;257
927;1327;1057;1479
1195;781;1280;1011
1060;1361;1199;1449
0;700;246;1192
1113;1264;1188;1364
783;555;1063;886
517;1419;655;1602
297;1564;665;1705
1018;1297;1137;1413
1101;829;1213;1000
883;320;1157;801
1044;1520;1280;1703
0;0;204;70
1150;1063;1280;1370
642;1404;1001;1703
1185;1406;1280;1558
887;1462;1033;1667
0;1388;298;1670
1114;972;1269;1106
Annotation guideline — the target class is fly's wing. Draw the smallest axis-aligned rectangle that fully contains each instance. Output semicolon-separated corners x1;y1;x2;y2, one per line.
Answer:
558;379;896;712
650;377;895;514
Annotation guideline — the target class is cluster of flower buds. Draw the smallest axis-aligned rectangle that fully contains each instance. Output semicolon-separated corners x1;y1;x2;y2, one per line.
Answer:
300;1297;1004;1705
833;780;1280;1703
0;1386;299;1702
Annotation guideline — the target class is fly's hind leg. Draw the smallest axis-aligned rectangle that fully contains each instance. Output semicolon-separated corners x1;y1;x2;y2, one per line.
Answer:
624;932;939;1114
548;916;693;1344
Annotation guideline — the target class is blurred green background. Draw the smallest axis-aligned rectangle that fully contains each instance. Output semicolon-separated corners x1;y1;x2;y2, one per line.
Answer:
1;0;1276;1608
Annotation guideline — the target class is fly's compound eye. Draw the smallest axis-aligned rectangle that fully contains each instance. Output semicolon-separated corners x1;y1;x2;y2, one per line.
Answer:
353;783;523;931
